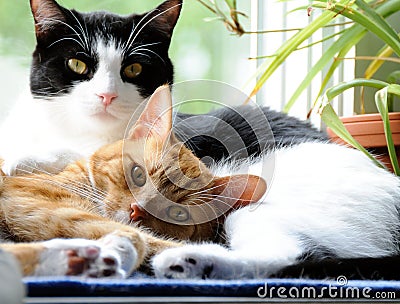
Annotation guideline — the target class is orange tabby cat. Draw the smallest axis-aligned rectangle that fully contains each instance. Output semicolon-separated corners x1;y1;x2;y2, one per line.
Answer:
0;85;265;277
0;86;178;278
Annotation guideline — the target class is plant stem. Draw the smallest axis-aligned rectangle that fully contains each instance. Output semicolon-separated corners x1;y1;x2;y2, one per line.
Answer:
248;30;346;60
335;56;400;64
243;21;354;34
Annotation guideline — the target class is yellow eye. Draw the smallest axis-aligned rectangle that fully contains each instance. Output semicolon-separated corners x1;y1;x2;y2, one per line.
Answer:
166;205;190;222
67;58;88;75
123;63;142;79
131;165;146;187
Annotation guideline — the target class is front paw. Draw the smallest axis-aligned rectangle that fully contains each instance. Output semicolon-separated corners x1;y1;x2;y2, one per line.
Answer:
2;149;83;176
36;237;136;278
152;244;229;280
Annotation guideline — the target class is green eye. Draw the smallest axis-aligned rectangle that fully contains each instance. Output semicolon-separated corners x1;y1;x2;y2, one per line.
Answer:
67;58;88;75
166;205;190;222
131;165;146;187
123;63;142;79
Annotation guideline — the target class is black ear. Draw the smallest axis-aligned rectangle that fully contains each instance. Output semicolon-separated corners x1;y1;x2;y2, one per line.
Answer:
147;0;182;37
30;0;67;38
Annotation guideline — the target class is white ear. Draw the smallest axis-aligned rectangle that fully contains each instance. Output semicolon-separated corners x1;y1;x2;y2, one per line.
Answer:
128;85;172;142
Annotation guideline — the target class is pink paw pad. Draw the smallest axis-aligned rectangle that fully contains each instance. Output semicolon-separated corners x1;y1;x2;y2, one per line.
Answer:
64;246;118;277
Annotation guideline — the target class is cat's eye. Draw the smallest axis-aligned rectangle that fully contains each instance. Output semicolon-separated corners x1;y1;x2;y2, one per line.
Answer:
123;63;142;79
166;205;190;222
67;58;88;75
131;165;146;187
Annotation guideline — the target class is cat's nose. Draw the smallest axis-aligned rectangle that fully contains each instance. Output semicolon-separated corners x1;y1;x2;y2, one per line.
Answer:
97;92;118;107
130;202;147;221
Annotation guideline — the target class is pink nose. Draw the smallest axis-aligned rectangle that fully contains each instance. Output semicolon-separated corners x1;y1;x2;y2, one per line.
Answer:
130;202;147;221
97;92;118;107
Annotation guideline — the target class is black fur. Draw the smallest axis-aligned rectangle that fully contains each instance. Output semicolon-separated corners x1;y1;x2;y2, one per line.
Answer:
175;106;327;163
276;256;400;280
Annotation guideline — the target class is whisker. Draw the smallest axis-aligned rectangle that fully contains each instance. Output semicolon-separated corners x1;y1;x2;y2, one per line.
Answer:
51;35;85;53
187;198;220;224
42;18;87;51
32;86;75;98
128;42;161;53
192;196;234;210
129;48;166;64
129;52;152;59
198;193;252;202
187;181;230;197
189;197;230;243
10;174;91;199
173;120;207;154
123;9;156;53
11;164;111;205
67;10;90;51
128;3;182;50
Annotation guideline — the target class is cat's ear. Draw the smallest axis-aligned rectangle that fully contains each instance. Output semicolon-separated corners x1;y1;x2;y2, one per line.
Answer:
30;0;66;38
212;174;267;210
129;85;172;143
148;0;182;37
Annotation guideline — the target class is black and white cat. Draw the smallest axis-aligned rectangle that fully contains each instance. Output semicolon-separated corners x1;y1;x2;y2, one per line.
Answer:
0;0;181;175
150;87;400;280
0;0;326;176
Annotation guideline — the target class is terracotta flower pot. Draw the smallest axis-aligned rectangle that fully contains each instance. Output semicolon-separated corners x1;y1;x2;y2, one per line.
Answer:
326;113;400;172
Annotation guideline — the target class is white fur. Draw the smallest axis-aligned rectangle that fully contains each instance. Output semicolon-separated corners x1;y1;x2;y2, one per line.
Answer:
153;142;400;279
35;235;137;278
0;250;25;303
0;38;144;175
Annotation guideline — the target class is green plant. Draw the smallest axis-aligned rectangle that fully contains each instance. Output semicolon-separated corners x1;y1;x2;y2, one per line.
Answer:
195;0;246;35
197;0;400;175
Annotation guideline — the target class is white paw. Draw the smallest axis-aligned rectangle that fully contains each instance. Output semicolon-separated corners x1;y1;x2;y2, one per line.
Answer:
2;149;83;176
0;250;25;303
36;237;137;278
98;234;138;276
152;244;231;280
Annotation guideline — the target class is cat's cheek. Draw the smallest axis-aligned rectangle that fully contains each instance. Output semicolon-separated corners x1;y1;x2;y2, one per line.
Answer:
67;90;101;118
111;210;132;225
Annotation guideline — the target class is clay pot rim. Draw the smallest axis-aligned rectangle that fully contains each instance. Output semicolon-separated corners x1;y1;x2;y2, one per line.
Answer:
327;112;400;147
339;112;400;123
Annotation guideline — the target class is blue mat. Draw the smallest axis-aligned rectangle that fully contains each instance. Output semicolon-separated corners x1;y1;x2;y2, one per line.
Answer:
24;274;400;300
